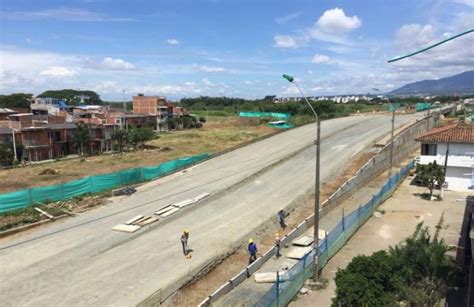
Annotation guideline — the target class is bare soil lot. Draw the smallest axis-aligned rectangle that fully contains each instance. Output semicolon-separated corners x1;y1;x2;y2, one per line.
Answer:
0;117;275;193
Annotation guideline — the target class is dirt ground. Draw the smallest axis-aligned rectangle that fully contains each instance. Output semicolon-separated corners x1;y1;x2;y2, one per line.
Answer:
290;179;468;307
170;150;377;306
0;117;275;193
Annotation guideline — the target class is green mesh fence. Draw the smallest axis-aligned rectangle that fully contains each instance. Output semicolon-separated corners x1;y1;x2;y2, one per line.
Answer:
255;160;414;307
0;153;211;213
239;112;290;119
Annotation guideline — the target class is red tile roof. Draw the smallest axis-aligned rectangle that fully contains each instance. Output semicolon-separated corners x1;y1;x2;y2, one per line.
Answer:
415;122;474;144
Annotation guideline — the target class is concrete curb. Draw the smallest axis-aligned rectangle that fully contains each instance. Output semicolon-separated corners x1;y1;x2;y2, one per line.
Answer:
0;214;69;238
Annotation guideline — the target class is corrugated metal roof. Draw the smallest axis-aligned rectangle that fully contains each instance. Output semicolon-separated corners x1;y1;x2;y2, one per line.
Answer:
415;122;474;144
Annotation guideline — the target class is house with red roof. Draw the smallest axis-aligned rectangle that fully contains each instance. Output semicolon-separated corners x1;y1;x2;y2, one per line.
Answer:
415;122;474;191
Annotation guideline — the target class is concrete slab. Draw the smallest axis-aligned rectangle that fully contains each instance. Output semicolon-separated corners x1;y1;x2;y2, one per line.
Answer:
112;224;141;233
292;236;314;247
254;272;289;283
285;246;312;260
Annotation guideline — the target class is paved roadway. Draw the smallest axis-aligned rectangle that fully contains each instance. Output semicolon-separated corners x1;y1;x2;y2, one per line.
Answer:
0;114;419;306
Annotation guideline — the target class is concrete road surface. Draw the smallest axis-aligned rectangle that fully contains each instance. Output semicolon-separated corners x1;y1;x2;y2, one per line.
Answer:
0;114;419;306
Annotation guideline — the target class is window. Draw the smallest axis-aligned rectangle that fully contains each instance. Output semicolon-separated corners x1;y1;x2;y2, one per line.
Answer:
421;143;437;155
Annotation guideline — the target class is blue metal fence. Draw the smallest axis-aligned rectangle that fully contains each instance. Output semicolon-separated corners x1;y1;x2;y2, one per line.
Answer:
255;160;414;307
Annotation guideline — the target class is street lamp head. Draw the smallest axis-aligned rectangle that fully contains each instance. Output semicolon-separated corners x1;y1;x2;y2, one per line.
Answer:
282;74;294;83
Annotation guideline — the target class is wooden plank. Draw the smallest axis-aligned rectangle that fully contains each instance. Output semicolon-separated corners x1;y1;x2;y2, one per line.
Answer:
155;204;174;215
292;236;314;247
112;224;141;233
158;207;180;217
34;207;54;219
173;199;196;208
285;246;312;260
137;216;159;226
193;192;210;202
125;215;144;225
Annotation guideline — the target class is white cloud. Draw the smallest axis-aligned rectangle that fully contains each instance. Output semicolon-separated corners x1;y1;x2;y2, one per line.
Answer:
273;35;307;49
40;66;78;77
275;8;361;47
395;24;436;52
202;77;215;86
0;8;134;22
451;0;474;7
275;12;301;25
99;57;135;70
282;86;300;95
312;54;331;64
167;38;180;45
315;8;361;34
192;64;227;73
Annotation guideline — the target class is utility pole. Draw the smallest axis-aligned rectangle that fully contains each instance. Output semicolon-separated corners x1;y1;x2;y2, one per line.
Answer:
11;127;18;162
444;143;450;175
427;108;430;131
388;106;395;178
283;74;320;281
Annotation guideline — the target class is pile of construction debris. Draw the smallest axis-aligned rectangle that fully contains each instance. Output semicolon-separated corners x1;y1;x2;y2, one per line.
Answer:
56;196;105;213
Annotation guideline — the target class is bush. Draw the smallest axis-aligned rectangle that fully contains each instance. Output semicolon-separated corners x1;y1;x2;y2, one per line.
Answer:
332;222;460;306
129;128;156;150
199;116;206;123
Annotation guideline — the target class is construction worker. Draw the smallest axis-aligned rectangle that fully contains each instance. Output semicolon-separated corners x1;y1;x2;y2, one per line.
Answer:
248;239;258;264
275;233;281;258
181;229;190;257
278;209;288;229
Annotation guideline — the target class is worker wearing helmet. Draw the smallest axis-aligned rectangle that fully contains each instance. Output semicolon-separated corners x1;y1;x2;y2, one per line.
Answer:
248;238;258;264
275;233;281;258
181;229;190;257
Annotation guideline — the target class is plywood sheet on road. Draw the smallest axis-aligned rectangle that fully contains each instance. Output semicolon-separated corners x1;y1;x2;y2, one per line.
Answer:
112;224;141;233
137;216;158;226
125;215;144;225
173;199;196;208
155;204;174;215
157;207;179;217
193;192;210;202
285;246;312;260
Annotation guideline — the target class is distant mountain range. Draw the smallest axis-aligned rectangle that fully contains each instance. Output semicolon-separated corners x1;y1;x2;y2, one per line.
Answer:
390;70;474;95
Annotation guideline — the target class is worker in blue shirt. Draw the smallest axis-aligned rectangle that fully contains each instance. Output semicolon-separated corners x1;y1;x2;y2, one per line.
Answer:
248;238;258;264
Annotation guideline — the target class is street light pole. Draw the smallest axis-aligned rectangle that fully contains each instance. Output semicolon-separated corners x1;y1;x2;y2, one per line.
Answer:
388;106;395;178
283;74;320;281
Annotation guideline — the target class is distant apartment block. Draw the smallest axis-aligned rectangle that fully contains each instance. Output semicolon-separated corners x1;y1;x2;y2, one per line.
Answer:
132;94;189;130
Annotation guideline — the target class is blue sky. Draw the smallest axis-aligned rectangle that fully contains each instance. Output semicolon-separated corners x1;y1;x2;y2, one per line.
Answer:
1;0;473;100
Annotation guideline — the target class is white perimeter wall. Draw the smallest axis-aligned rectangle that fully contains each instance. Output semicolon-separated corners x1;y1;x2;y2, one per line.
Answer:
446;166;473;191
